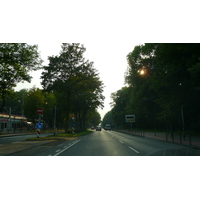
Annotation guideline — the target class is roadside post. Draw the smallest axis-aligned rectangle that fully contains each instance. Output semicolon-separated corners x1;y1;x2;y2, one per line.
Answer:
125;115;135;132
72;113;76;134
37;108;43;138
36;122;43;138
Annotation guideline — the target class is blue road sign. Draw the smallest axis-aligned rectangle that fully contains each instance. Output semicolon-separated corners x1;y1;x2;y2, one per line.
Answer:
36;123;43;129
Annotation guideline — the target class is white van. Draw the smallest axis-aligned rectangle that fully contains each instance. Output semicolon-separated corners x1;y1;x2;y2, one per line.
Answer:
104;124;111;130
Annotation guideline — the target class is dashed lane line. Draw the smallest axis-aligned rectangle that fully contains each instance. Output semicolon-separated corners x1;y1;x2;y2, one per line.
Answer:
129;146;140;154
55;149;61;153
54;139;81;156
118;140;124;144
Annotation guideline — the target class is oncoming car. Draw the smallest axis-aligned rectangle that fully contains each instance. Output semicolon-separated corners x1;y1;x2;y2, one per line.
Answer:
96;126;102;131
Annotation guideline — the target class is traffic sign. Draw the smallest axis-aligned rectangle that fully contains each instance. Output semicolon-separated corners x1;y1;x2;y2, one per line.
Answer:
125;115;135;122
72;114;76;119
72;122;76;127
36;122;43;129
37;108;43;114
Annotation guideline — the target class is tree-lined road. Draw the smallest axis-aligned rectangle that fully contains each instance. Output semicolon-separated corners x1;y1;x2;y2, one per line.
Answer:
5;130;200;156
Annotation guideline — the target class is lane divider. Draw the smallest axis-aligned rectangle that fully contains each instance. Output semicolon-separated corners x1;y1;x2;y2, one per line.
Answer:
54;139;81;156
129;146;139;153
118;140;124;144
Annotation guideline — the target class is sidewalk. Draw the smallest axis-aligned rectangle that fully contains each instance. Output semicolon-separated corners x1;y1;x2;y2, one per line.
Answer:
0;131;51;156
115;129;200;149
0;140;52;156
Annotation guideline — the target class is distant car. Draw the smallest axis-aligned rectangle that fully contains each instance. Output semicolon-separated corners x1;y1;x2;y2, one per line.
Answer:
96;126;101;131
91;127;94;130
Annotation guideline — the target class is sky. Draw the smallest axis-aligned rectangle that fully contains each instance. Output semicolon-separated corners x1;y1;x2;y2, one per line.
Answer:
15;42;139;119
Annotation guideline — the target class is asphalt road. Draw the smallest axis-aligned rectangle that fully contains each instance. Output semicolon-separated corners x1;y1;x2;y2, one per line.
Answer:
7;129;200;156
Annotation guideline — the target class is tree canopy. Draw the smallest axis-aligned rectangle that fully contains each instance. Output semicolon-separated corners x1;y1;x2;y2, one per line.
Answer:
0;43;42;111
41;43;104;132
109;43;200;133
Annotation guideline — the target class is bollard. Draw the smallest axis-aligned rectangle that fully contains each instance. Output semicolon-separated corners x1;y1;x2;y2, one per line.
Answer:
37;129;40;138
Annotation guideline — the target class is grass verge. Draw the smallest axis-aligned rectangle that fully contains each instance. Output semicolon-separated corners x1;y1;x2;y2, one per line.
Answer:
25;130;92;141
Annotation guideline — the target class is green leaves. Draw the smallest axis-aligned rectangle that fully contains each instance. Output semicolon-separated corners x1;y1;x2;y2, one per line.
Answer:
41;43;104;131
0;43;42;111
113;43;200;131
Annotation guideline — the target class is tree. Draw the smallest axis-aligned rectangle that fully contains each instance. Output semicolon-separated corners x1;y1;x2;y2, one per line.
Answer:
124;43;200;133
102;111;113;128
86;109;101;128
23;87;45;124
0;43;42;111
41;43;104;132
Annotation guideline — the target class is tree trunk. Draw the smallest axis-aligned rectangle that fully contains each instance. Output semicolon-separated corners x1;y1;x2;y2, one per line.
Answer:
0;94;6;112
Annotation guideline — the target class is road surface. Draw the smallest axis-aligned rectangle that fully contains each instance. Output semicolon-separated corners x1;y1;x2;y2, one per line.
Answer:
6;129;200;156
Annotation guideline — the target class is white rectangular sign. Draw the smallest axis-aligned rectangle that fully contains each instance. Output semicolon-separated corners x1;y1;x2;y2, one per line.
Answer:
125;115;135;122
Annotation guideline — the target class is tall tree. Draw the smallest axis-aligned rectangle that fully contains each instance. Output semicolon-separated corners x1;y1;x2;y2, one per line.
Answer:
0;43;42;111
124;43;200;132
41;43;104;132
23;87;45;124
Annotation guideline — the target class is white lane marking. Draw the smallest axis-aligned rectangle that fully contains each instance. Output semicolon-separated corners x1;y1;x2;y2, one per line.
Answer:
55;149;61;153
129;146;139;154
119;140;124;144
54;139;81;156
12;141;21;143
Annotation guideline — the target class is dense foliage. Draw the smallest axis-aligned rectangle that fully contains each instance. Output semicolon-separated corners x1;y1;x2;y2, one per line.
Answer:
104;43;200;134
41;43;104;132
0;43;103;132
0;43;42;111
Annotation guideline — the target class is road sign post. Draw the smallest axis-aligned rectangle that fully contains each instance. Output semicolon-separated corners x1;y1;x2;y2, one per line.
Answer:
37;108;43;138
125;115;135;132
36;122;43;138
72;113;76;134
